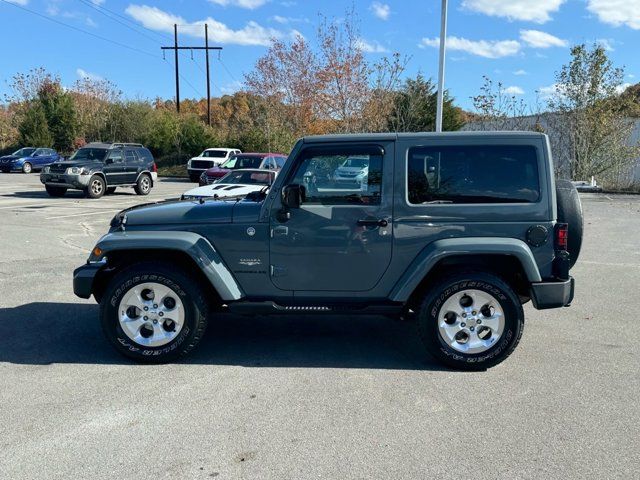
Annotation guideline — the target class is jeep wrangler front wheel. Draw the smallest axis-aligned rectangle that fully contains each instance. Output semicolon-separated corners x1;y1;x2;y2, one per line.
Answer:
100;262;208;362
417;272;524;370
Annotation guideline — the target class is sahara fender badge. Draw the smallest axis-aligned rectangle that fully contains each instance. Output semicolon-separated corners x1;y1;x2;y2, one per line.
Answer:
246;227;256;236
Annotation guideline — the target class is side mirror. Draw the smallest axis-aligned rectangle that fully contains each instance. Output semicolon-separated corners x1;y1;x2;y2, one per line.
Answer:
282;184;305;209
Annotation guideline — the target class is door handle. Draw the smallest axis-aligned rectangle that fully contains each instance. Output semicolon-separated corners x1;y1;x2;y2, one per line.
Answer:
357;218;388;228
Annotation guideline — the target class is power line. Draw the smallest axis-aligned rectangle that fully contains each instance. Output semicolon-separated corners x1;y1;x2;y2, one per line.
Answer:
218;58;240;84
76;0;166;45
0;0;157;59
76;0;172;42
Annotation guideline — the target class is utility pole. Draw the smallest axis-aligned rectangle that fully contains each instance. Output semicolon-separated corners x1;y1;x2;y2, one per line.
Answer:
161;24;222;117
435;0;448;133
205;24;211;126
174;24;180;113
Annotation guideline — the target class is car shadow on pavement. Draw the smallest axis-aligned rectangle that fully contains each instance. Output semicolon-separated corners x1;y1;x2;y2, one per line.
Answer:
0;302;445;370
2;190;86;199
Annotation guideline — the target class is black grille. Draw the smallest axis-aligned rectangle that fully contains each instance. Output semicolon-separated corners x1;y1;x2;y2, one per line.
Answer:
49;163;67;173
191;160;213;170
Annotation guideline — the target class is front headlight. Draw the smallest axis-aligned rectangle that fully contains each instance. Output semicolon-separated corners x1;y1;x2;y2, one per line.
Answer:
66;166;89;175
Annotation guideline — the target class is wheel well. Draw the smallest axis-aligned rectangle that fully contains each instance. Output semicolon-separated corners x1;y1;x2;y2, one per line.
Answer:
93;249;221;307
406;254;531;309
91;171;107;184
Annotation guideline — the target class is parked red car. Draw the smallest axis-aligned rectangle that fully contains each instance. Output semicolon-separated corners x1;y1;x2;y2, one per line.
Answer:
199;152;287;186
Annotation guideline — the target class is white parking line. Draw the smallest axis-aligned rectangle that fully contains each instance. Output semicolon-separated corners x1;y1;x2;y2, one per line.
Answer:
46;210;119;220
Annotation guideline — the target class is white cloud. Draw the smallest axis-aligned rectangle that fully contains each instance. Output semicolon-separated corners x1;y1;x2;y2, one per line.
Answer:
271;15;308;24
357;38;389;53
125;4;285;46
538;84;559;100
90;0;105;5
76;68;103;82
519;29;567;48
208;0;268;9
616;82;632;94
5;0;29;5
85;17;97;27
628;74;635;79
587;0;640;30
419;36;521;59
219;80;244;94
513;69;528;76
503;85;525;95
596;38;615;51
462;0;565;23
370;2;390;20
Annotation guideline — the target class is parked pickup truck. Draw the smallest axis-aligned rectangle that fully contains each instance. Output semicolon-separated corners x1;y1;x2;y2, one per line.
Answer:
73;132;582;370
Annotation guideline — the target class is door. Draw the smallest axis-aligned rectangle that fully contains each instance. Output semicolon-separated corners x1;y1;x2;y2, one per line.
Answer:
123;148;140;183
269;143;394;292
103;148;125;184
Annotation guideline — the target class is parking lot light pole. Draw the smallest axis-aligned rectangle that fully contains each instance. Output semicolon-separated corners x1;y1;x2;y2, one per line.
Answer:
435;0;448;133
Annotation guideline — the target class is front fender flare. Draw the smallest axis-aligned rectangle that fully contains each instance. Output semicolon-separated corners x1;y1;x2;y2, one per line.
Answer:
389;237;542;302
92;230;244;301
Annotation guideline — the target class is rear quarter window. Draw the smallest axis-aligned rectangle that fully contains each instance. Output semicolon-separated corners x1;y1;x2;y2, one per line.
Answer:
136;148;154;164
407;144;540;204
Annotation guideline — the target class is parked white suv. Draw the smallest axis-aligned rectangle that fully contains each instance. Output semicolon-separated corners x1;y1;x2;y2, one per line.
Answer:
187;148;240;181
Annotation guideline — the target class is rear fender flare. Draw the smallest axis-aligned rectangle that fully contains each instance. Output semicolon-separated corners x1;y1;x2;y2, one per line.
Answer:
390;237;542;302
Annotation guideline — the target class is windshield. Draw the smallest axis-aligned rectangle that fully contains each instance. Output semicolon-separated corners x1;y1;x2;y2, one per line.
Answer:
341;157;369;168
12;148;36;157
220;170;274;185
69;148;108;162
221;155;265;169
201;150;227;158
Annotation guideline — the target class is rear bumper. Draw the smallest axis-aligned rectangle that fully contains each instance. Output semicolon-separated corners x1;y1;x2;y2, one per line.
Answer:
73;262;103;299
530;276;575;310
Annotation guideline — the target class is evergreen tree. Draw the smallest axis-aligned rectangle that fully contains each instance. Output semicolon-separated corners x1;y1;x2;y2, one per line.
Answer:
18;103;53;147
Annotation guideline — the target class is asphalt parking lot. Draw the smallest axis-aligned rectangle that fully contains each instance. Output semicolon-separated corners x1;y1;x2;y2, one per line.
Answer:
1;173;639;479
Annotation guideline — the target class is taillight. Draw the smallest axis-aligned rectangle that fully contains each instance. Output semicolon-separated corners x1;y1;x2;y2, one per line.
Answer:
152;162;158;173
555;223;568;251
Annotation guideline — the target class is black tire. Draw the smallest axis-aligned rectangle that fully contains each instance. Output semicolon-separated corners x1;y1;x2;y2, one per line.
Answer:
100;262;209;363
134;173;151;195
417;272;524;370
106;187;117;195
22;162;32;174
556;179;583;268
85;175;105;199
45;185;67;197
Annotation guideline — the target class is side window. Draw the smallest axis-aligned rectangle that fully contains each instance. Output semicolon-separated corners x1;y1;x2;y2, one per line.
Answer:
125;149;137;163
136;148;153;163
407;145;540;204
289;147;383;205
108;149;124;163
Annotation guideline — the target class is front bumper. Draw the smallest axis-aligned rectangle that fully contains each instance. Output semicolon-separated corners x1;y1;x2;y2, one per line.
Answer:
530;276;575;310
0;162;21;172
73;262;104;299
41;172;91;189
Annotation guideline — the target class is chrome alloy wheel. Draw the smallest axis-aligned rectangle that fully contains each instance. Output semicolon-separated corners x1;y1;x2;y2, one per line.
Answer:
140;175;151;193
437;289;505;354
118;282;185;347
90;178;104;196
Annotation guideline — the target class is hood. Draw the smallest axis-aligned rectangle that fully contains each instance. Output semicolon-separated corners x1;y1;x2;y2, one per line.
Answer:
52;159;102;168
0;155;20;162
114;197;264;228
119;198;236;227
182;183;266;200
337;166;368;173
204;165;228;173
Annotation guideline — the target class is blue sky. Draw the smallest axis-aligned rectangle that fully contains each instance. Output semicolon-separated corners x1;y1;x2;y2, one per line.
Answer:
1;0;638;110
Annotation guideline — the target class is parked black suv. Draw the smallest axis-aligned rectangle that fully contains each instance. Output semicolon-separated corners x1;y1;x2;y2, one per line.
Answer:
40;142;157;198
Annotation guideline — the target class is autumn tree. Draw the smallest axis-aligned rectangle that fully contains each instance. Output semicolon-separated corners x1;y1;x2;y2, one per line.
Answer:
38;79;78;152
547;43;639;184
72;76;121;142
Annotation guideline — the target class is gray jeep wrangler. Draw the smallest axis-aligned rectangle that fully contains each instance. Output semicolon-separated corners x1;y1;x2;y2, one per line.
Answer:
73;132;581;370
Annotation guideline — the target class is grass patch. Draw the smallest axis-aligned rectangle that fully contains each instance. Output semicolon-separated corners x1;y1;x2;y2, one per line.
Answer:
158;164;188;178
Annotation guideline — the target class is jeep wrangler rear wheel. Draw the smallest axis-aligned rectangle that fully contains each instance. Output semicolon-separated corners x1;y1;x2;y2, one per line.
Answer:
417;272;524;370
100;262;208;363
